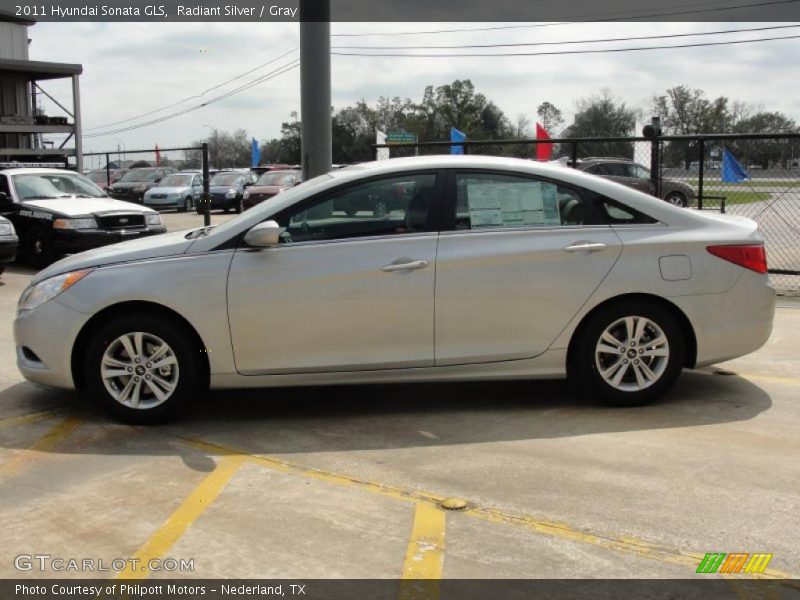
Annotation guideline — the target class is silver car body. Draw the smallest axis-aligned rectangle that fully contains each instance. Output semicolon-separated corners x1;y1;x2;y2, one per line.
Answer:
143;172;203;209
14;156;774;391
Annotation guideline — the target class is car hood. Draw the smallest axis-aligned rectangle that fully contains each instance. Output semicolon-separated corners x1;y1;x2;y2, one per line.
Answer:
111;181;152;189
210;185;240;193
22;198;157;217
248;185;285;195
146;186;190;195
33;229;196;284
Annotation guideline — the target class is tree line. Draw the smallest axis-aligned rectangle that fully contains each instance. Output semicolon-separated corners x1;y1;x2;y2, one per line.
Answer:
191;80;799;169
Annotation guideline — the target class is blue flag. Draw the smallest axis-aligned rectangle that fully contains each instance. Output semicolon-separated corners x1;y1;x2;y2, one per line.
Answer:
251;137;261;167
450;127;466;155
721;148;750;183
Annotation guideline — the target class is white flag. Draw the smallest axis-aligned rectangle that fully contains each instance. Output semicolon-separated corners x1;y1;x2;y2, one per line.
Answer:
376;130;390;161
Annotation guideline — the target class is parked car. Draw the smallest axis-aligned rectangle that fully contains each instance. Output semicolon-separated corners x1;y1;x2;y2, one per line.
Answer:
143;172;204;212
86;169;126;190
251;164;299;176
570;158;696;208
203;170;258;214
108;167;177;203
0;215;18;275
242;170;301;210
0;167;166;268
13;155;774;423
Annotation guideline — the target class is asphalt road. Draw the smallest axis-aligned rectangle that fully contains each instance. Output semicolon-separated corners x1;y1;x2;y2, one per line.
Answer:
0;266;798;587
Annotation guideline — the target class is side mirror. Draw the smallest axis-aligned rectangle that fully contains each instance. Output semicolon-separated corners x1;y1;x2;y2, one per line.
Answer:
244;220;281;248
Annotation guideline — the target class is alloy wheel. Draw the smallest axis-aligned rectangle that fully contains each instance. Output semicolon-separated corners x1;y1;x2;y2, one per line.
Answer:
101;331;180;409
594;316;670;392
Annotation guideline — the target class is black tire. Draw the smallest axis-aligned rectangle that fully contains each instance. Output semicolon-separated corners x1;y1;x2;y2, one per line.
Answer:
234;199;243;214
83;312;205;424
24;224;56;269
570;301;685;407
180;197;192;213
664;192;688;208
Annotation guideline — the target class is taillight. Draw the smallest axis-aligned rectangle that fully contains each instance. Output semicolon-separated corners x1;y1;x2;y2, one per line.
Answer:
707;244;767;274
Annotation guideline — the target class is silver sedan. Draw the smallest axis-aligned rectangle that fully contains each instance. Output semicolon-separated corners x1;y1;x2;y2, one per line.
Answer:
14;156;775;422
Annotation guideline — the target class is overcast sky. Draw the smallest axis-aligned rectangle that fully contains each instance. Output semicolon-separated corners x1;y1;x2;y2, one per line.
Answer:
27;21;800;154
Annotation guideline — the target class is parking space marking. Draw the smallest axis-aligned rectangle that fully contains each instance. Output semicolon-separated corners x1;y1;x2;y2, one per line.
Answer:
117;455;245;580
176;435;800;582
739;373;800;385
0;413;82;480
402;503;446;579
0;408;65;431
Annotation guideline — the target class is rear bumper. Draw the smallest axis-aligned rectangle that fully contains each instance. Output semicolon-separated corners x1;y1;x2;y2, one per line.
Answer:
51;227;167;254
669;271;775;367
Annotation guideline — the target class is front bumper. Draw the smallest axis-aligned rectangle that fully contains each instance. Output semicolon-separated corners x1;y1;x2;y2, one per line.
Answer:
209;193;239;209
0;236;19;263
51;227;167;254
14;298;90;390
144;196;181;208
108;190;146;203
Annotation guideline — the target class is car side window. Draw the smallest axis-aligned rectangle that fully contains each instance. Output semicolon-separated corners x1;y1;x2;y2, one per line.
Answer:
590;192;658;225
455;173;587;229
275;173;438;244
603;163;629;177
632;164;651;179
0;175;10;197
585;164;608;176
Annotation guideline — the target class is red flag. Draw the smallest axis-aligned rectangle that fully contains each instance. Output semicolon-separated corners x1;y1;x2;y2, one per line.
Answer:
535;123;552;161
155;143;161;166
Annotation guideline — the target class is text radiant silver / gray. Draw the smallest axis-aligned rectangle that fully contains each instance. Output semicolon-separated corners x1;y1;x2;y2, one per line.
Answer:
14;156;775;422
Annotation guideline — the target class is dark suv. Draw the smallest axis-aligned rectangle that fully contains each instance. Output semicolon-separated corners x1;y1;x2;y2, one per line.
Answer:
108;167;177;204
574;158;695;207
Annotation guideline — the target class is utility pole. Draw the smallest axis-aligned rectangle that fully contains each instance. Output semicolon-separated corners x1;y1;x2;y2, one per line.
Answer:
300;0;332;179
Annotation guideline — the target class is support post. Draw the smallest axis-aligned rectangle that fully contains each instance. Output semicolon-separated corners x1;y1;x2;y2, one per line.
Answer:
697;138;705;210
202;143;211;226
72;74;83;172
300;0;332;180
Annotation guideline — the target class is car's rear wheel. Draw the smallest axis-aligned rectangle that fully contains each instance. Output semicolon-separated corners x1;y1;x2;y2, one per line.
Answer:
83;313;204;423
24;224;56;269
664;192;688;208
571;301;684;406
180;197;192;212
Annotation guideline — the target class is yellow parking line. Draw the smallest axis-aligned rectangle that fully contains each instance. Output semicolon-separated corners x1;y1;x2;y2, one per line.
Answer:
738;373;800;385
0;408;65;431
0;413;82;480
177;435;799;581
117;455;244;579
402;503;446;579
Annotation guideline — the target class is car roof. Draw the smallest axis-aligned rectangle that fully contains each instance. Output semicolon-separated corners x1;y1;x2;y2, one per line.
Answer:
0;168;80;176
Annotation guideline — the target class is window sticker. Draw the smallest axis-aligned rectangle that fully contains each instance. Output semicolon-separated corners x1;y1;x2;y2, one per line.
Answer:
466;181;561;228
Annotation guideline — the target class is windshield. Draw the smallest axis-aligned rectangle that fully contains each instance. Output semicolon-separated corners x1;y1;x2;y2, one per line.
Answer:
256;171;298;186
211;173;245;186
120;169;159;183
158;174;193;187
12;172;106;200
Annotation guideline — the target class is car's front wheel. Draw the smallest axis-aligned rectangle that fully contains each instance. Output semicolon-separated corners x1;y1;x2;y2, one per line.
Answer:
180;197;192;212
23;224;56;268
571;302;684;406
83;313;204;423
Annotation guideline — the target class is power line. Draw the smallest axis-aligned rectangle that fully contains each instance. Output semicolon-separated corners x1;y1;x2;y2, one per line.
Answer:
333;24;800;50
332;0;800;37
331;33;800;58
84;47;299;132
84;60;299;138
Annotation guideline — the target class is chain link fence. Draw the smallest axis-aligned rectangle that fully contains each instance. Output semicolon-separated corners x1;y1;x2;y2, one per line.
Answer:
83;145;236;232
377;133;800;294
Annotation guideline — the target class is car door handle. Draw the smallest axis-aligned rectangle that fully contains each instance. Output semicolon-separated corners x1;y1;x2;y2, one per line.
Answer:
381;260;429;272
564;242;607;253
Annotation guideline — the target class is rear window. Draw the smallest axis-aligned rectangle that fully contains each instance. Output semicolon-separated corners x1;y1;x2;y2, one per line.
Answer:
589;193;658;225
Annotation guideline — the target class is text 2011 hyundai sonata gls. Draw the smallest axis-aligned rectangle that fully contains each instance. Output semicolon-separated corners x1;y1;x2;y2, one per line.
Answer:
14;156;774;422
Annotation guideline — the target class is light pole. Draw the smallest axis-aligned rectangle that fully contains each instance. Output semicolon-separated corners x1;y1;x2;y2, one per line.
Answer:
113;137;125;168
300;0;332;179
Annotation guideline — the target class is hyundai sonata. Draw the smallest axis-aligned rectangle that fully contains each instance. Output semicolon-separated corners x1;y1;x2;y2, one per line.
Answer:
14;156;774;422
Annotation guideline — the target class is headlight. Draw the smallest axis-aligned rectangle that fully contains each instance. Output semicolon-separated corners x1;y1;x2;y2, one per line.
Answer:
0;222;14;235
145;213;162;226
226;189;237;198
53;218;97;230
134;184;147;192
243;190;250;199
18;270;93;313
